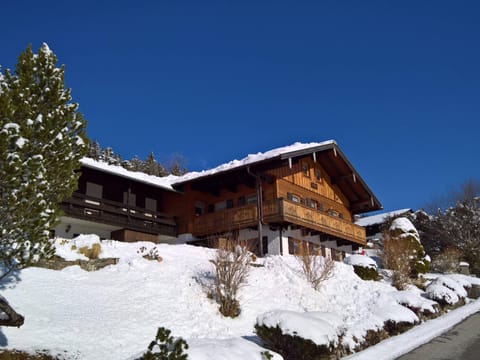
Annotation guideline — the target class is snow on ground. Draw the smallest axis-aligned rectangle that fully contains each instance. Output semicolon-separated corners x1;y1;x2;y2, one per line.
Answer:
1;236;479;359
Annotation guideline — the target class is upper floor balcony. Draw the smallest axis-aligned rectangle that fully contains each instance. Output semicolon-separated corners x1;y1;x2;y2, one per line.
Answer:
61;192;177;237
192;198;366;245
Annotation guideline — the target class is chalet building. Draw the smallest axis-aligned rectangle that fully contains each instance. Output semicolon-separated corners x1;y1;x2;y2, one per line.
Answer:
55;158;180;243
55;141;382;258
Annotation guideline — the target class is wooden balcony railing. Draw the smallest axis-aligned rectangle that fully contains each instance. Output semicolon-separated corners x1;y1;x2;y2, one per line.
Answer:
61;193;177;237
192;198;365;245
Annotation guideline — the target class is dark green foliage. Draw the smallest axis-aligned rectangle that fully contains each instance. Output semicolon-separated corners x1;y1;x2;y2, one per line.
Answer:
261;350;274;360
86;141;186;176
352;265;380;281
0;43;87;280
140;327;189;360
255;324;336;360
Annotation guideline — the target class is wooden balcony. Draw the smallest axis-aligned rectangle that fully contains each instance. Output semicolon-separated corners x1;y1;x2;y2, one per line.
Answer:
61;193;177;237
192;198;366;245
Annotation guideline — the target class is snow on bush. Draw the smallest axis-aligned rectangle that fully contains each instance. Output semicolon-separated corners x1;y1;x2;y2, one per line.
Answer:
390;289;438;316
343;255;377;269
54;234;102;261
389;218;420;242
425;275;468;305
186;338;283;360
257;310;342;347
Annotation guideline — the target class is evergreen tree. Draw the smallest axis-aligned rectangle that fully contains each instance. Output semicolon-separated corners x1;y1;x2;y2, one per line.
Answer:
127;155;144;172
0;43;87;285
143;152;168;177
88;139;102;160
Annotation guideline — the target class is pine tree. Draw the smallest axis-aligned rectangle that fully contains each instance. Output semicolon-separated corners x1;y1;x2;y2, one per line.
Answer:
143;152;168;177
88;139;102;160
0;44;87;317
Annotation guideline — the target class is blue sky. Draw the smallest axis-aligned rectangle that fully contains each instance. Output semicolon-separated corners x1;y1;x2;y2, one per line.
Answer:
2;0;479;213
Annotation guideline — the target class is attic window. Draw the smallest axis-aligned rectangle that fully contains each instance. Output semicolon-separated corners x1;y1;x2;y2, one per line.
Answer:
315;168;321;182
302;162;309;177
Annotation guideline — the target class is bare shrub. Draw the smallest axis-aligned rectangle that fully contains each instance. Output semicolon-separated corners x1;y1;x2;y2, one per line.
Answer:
382;237;411;290
298;243;335;291
432;247;462;273
77;243;102;260
137;246;163;262
210;237;251;317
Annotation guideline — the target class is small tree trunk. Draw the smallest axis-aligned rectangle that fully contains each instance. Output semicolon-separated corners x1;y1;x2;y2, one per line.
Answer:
0;296;24;327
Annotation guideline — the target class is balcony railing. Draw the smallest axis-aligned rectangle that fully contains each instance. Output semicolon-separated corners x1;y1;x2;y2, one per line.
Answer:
61;193;177;237
192;198;365;245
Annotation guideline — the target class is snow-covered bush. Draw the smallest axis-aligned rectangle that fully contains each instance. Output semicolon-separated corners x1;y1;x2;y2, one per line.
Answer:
343;255;379;281
383;217;430;289
425;275;468;307
255;310;343;360
390;290;439;321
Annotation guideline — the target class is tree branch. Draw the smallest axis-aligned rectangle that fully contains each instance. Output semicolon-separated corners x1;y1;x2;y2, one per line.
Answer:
0;296;24;327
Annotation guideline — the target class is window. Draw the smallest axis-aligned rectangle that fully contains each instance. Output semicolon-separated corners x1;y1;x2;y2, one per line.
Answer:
86;182;102;198
123;191;136;207
226;199;234;209
317;202;324;211
302;162;309;177
207;204;214;213
194;201;205;215
315;168;322;182
145;197;157;212
246;194;257;204
287;192;301;203
214;201;227;211
307;199;318;209
237;196;246;207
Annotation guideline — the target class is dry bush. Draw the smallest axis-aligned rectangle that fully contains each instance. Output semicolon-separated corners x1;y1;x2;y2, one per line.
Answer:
432;247;462;273
210;237;251;317
382;238;411;290
0;350;59;360
77;243;102;260
298;243;335;291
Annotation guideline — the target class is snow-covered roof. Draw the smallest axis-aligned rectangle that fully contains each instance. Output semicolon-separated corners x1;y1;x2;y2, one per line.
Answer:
355;208;412;227
80;157;179;192
171;140;337;184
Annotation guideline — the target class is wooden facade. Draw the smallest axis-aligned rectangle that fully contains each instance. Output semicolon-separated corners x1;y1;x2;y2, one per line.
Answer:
60;166;178;241
59;142;381;252
168;142;381;251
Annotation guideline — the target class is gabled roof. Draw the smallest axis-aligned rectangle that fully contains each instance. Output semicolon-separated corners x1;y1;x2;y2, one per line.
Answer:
355;208;412;227
80;158;179;193
172;141;382;214
171;141;336;184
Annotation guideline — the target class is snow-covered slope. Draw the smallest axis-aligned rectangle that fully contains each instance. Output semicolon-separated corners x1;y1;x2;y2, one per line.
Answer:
1;236;479;359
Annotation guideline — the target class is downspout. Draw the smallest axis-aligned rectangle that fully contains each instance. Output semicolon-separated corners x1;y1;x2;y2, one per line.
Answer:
247;166;263;256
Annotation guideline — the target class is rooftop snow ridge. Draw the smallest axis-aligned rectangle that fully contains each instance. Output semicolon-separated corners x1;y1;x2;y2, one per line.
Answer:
81;141;337;187
171;140;337;184
355;208;412;227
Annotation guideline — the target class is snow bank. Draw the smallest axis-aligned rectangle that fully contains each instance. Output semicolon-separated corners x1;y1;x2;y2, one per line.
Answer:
186;337;283;360
2;240;480;359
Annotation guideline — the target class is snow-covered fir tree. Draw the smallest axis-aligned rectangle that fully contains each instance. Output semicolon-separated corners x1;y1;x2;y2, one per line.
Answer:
0;43;87;283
